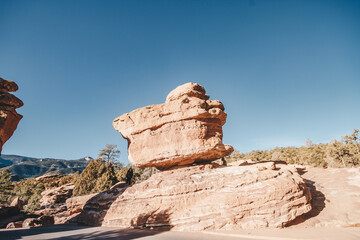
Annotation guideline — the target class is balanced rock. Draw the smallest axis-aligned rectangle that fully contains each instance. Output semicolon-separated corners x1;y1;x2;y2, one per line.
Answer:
0;77;23;154
113;83;233;169
101;162;311;230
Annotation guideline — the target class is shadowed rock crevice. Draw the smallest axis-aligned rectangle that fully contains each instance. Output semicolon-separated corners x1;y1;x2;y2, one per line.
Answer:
68;182;127;226
284;168;326;227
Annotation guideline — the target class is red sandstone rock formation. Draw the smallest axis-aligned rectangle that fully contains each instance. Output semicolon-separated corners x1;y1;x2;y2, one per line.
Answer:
101;162;311;230
39;184;74;208
0;77;23;154
113;83;233;169
69;182;127;226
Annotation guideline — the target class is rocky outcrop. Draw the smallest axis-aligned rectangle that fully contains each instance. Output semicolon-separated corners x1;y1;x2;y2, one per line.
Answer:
10;197;22;211
66;193;96;216
35;183;74;224
0;77;23;154
72;182;127;226
113;83;233;169
6;221;22;229
39;184;74;208
22;215;54;228
0;206;24;228
101;162;311;230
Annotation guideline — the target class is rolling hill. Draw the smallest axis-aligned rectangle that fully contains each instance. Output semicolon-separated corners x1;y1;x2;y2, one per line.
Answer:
0;154;92;179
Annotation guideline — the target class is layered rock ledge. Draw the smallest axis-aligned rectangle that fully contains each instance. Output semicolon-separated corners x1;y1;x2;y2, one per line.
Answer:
113;83;233;169
101;162;311;231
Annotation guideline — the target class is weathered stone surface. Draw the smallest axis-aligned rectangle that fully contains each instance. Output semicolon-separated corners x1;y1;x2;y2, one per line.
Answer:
0;77;19;92
113;83;233;169
22;215;54;228
66;193;96;215
0;77;23;154
72;182;127;226
39;184;74;208
35;174;63;182
101;162;311;231
6;221;22;229
10;197;22;211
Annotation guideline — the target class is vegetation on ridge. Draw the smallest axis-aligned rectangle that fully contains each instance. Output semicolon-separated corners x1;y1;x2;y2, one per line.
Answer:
226;129;360;168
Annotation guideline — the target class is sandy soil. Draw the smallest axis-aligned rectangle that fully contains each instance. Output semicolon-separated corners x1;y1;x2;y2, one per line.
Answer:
289;166;360;228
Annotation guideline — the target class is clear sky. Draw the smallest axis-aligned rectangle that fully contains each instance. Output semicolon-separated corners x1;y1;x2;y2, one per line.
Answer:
0;0;359;165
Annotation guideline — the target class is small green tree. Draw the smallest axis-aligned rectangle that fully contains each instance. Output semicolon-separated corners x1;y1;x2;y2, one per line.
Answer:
99;144;120;164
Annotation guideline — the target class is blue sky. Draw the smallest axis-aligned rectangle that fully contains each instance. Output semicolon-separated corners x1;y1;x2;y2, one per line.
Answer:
1;0;359;164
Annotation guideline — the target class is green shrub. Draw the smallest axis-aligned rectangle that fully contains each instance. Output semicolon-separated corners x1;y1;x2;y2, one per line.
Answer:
73;159;118;196
226;129;360;168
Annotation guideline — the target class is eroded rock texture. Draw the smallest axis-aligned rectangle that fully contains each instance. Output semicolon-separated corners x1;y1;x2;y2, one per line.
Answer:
101;162;311;230
0;77;23;153
113;83;233;169
70;182;127;226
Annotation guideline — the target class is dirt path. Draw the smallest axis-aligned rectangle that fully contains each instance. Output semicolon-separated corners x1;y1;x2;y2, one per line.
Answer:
290;166;360;228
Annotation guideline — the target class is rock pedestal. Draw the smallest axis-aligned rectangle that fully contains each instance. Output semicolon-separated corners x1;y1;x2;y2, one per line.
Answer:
101;163;311;230
0;77;23;153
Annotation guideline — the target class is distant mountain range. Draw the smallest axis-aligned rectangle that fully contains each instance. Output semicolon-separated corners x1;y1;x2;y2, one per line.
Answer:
0;154;92;180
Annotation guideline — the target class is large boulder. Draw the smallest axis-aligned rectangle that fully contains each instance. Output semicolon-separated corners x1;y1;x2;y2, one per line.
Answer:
101;162;312;231
113;83;233;169
0;77;23;153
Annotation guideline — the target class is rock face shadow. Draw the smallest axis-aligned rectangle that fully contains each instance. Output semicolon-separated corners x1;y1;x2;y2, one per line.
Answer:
285;168;326;227
69;183;128;226
130;210;173;231
69;183;172;231
0;225;164;240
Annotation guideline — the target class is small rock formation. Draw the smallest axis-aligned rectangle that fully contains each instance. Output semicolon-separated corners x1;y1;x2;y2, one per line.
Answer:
66;194;96;216
6;221;22;229
0;77;23;154
113;83;233;169
22;215;54;228
10;197;23;211
102;163;311;230
0;206;24;228
35;174;63;182
39;184;74;209
36;183;74;224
